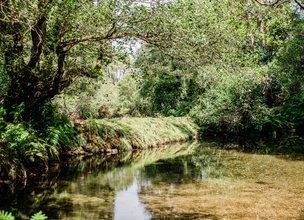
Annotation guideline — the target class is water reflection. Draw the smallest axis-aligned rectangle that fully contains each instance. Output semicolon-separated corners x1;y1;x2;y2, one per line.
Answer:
0;141;303;219
114;177;151;220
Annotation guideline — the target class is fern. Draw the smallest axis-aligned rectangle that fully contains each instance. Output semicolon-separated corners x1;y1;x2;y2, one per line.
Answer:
0;210;47;220
0;210;15;220
30;211;48;220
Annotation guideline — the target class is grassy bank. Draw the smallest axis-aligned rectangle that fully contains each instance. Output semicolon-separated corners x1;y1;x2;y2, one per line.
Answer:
0;114;197;183
74;117;198;154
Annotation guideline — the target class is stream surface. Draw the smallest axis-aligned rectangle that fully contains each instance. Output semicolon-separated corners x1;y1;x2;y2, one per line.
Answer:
0;141;304;219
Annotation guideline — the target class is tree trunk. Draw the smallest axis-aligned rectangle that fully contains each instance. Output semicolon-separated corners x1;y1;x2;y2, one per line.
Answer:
4;69;46;120
2;5;53;120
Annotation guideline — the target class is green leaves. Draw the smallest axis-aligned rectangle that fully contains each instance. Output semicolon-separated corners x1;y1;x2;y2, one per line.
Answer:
0;210;15;220
0;211;47;220
1;123;30;157
30;211;48;220
283;95;304;132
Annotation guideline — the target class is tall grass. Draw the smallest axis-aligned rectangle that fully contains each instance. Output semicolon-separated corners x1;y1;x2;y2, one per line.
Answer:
75;117;198;153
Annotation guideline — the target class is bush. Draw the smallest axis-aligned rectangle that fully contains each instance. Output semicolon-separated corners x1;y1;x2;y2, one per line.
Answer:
0;210;47;220
191;66;286;138
282;94;304;134
0;103;77;181
52;74;151;119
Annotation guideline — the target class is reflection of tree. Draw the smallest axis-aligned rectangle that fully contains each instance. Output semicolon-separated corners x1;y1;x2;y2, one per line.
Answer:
0;141;199;219
140;145;225;185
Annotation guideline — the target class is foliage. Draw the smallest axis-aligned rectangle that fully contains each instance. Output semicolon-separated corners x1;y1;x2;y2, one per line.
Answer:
0;103;77;182
39;104;77;149
0;210;14;220
78;117;198;153
253;0;304;10
53;73;147;119
134;45;203;116
0;0;292;119
0;0;303;185
116;74;143;116
265;16;304;134
189;25;304;137
130;3;302;140
0;0;206;119
0;105;6;130
188;0;293;64
183;59;304;139
0;58;9;99
269;17;304;94
0;210;47;220
0;104;76;159
30;211;48;220
53;76;103;119
53;76;116;119
282;95;304;134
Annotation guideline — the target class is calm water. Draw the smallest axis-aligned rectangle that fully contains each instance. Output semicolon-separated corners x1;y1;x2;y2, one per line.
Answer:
1;141;304;219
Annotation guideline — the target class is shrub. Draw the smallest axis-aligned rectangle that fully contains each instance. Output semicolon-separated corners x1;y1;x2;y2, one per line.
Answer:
191;66;286;138
0;103;77;181
0;210;47;220
282;94;304;134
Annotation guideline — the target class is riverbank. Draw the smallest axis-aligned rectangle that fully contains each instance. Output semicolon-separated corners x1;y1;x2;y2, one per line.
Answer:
71;117;198;155
0;116;198;183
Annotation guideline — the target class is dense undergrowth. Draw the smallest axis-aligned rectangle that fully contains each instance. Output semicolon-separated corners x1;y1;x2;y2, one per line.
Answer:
0;104;76;183
0;0;303;185
0;210;47;220
0;99;198;182
191;20;304;139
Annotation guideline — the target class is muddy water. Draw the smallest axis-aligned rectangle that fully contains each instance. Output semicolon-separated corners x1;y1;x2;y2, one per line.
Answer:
0;141;303;219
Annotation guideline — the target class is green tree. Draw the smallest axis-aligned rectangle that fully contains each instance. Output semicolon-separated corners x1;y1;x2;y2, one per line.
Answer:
0;0;203;120
135;45;199;116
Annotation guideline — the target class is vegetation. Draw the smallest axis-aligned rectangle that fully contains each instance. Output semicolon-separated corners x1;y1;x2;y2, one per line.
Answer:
130;2;304;140
74;117;198;153
0;0;203;119
0;0;303;188
0;103;76;182
0;210;47;220
0;142;200;219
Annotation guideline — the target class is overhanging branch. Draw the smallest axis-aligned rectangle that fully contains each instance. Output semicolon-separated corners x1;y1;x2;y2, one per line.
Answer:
254;0;303;9
61;22;117;49
294;0;304;9
254;0;281;6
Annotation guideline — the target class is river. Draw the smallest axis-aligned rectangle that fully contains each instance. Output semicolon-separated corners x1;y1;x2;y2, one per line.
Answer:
0;141;303;219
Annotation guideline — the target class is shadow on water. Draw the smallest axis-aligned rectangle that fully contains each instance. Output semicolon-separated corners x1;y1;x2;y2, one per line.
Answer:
0;140;303;219
0;141;199;219
203;135;304;162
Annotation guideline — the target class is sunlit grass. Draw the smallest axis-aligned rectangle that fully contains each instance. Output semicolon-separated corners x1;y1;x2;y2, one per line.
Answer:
77;117;198;153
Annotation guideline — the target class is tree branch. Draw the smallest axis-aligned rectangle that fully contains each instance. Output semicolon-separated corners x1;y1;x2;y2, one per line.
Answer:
294;0;304;9
254;0;282;6
61;23;117;49
27;14;47;69
254;0;303;9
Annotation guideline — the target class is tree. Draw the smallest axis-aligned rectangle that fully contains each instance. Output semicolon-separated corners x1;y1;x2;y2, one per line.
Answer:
0;0;295;120
254;0;304;10
134;44;201;116
0;0;203;120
